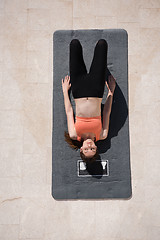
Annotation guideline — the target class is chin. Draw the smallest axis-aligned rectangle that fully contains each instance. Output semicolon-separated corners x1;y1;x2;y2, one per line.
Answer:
85;138;93;143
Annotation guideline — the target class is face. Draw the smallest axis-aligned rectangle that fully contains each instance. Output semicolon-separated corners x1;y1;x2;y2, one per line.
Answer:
80;139;97;158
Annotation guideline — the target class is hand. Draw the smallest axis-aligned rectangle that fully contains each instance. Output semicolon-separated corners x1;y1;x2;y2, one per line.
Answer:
106;75;116;94
62;75;71;94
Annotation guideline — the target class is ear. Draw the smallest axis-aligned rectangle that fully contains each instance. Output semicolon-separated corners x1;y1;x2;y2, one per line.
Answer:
80;147;83;152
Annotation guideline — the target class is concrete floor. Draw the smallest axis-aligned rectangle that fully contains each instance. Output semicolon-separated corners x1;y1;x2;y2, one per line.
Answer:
0;0;160;239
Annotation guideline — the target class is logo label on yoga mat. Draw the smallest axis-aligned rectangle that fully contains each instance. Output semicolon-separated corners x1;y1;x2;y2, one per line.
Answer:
77;160;109;177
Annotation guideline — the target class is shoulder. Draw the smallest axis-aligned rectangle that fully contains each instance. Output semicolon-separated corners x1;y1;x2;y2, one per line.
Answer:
70;134;78;140
99;128;108;140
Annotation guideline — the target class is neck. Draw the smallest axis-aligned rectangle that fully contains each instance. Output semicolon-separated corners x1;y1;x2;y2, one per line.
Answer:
82;133;96;141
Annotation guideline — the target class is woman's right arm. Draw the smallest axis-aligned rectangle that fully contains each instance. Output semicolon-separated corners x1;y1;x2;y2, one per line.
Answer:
102;91;114;139
101;75;116;139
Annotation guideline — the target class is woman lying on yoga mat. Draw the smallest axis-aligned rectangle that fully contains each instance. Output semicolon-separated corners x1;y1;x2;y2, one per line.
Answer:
62;39;116;163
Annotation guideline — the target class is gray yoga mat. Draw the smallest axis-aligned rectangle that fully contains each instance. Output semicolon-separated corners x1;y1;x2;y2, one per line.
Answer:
52;29;132;200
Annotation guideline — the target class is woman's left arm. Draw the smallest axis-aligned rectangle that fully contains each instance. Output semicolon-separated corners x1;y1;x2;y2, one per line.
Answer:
63;90;73;115
62;75;77;138
63;91;77;139
101;75;116;139
62;75;73;115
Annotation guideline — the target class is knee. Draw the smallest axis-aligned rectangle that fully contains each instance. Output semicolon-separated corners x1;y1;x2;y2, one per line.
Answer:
97;39;108;48
70;38;81;46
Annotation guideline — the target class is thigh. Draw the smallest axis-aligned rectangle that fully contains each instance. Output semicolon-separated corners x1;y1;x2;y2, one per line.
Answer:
88;39;108;86
69;39;88;98
69;39;87;79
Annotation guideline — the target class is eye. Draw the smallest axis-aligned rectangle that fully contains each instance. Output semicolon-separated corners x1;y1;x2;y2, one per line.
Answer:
84;148;88;152
91;148;96;151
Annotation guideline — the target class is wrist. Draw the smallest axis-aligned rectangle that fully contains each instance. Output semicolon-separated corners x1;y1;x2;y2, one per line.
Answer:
63;90;68;97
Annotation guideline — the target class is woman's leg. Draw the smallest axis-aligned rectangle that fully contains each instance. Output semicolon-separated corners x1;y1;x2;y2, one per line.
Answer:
88;39;108;97
69;39;87;98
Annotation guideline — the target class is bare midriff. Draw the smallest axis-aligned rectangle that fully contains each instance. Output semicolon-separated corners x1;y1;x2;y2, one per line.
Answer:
74;97;103;118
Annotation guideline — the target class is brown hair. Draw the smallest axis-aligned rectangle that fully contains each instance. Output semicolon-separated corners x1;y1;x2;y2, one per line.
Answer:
64;131;82;150
64;131;99;163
